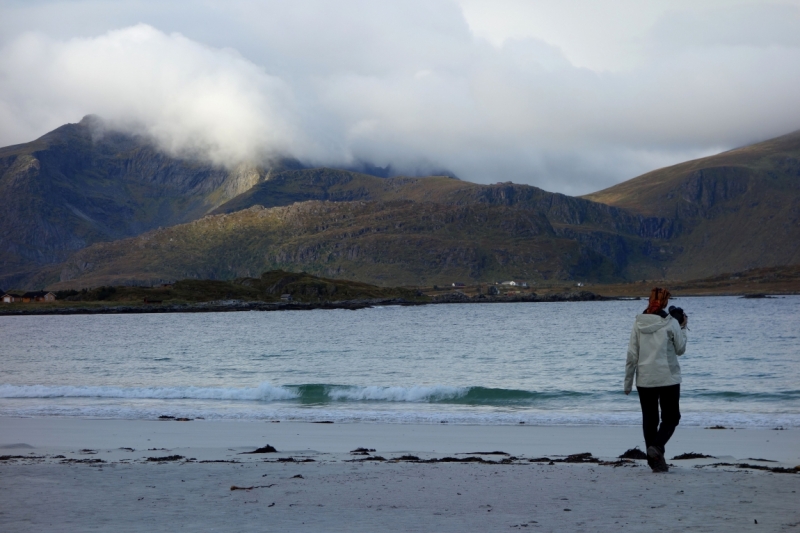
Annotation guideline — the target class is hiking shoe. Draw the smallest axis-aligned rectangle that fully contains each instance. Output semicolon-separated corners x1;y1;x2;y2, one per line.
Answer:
647;446;669;473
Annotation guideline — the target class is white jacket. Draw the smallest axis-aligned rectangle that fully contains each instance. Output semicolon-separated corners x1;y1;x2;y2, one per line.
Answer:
624;313;687;393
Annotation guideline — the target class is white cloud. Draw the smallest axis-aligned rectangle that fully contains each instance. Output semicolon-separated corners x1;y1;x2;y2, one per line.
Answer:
0;1;799;194
0;24;309;166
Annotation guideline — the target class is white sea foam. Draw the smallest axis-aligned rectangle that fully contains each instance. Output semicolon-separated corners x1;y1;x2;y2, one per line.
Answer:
0;382;297;401
326;385;469;402
0;383;470;403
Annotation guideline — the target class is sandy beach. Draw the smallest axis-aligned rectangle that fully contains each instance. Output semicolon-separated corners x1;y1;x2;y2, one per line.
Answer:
1;418;798;532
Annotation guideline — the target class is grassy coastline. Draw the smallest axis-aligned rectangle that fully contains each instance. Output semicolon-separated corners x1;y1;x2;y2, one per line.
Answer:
2;265;797;316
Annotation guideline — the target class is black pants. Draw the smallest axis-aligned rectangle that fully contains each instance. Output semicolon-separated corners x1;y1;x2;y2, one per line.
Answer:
637;384;681;451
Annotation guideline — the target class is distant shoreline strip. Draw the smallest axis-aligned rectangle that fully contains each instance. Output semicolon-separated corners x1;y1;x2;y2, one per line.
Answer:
0;292;614;316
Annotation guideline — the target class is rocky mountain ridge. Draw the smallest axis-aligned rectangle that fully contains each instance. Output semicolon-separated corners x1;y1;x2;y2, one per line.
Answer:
47;200;628;288
2;118;798;289
584;130;800;278
0;116;286;286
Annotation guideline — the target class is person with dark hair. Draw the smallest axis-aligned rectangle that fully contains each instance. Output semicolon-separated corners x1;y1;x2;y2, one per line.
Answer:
624;287;688;472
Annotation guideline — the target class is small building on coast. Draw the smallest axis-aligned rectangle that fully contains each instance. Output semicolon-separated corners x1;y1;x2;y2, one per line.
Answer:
23;291;57;302
1;291;56;303
499;281;529;288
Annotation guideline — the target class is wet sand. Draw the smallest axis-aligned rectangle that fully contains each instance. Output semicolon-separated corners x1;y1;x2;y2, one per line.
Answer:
1;418;798;532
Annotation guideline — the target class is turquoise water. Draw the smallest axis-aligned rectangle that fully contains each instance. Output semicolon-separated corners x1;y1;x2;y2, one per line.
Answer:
1;296;798;427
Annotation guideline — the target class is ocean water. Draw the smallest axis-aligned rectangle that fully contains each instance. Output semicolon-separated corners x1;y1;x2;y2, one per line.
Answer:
0;296;798;428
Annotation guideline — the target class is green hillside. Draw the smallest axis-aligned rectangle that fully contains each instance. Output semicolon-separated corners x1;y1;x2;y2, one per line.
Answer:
583;130;800;278
54;270;420;304
213;167;671;242
48;199;666;289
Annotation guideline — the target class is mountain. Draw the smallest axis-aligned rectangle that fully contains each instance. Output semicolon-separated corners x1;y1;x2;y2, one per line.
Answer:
1;118;679;289
583;130;800;279
2;119;798;289
0;117;455;289
0;116;290;287
41;165;684;288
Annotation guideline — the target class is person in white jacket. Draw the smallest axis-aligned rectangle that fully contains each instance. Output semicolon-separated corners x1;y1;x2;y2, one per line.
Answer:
624;287;687;472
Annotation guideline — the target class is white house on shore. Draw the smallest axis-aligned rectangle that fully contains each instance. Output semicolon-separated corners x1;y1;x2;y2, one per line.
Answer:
499;281;529;288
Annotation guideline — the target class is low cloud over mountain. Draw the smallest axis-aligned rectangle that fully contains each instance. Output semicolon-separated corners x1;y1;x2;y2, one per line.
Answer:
1;0;800;194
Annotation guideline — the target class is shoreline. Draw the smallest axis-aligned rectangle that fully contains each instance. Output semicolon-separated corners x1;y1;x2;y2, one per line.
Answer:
2;417;798;531
3;417;799;465
2;290;798;316
0;291;612;316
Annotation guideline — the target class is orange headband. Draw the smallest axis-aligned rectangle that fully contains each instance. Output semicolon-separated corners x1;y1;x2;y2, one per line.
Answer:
644;287;670;314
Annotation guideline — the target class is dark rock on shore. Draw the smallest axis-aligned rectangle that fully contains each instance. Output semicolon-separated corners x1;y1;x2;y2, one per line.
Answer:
702;462;799;474
462;451;510;456
619;447;648;460
242;445;278;454
350;447;376;455
396;455;521;465
146;455;185;462
557;452;599;464
672;452;716;460
61;458;105;464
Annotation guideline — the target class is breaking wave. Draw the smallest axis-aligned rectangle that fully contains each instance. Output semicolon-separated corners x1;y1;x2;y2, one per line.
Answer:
2;383;797;409
0;383;588;405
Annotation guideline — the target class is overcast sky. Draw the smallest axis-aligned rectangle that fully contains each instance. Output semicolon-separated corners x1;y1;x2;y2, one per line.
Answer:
1;0;799;195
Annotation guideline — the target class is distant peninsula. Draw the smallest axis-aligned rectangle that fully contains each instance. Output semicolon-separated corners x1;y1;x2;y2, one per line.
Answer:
2;266;797;316
0;270;613;315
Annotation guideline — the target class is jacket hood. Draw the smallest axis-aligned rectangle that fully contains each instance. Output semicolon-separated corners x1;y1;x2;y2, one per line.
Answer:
635;313;672;334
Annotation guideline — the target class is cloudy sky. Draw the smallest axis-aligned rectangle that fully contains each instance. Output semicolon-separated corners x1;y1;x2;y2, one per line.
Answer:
1;0;799;195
